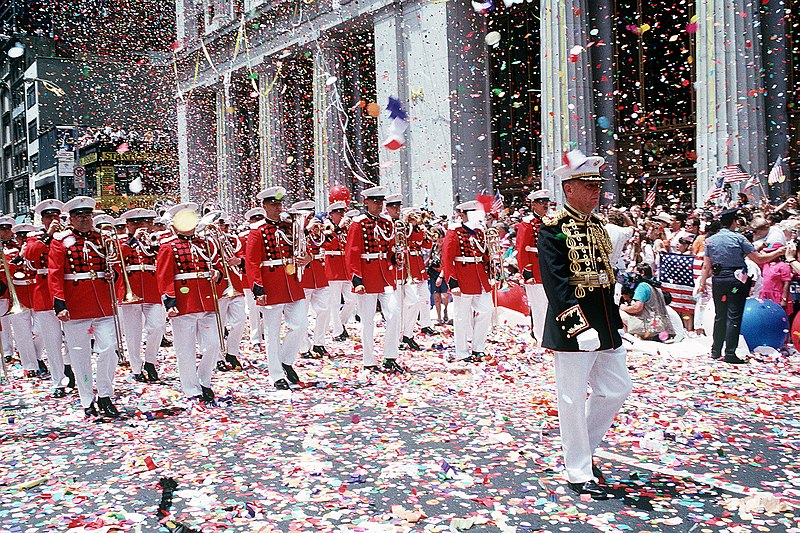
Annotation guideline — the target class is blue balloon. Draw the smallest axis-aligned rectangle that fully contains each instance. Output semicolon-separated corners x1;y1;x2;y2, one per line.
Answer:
740;297;788;350
596;116;610;129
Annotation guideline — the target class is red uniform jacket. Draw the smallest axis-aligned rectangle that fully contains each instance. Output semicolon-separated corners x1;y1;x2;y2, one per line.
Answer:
300;230;328;290
345;213;397;294
48;229;114;320
0;239;14;302
515;214;543;283
322;226;348;281
442;224;491;295
156;234;221;315
406;227;431;283
23;234;55;312
6;241;36;309
245;219;305;305
237;231;251;291
119;235;161;305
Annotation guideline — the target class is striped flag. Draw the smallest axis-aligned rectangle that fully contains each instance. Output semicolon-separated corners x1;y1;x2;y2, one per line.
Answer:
491;191;504;214
721;164;749;184
658;252;696;313
645;183;658;207
706;170;725;202
767;157;785;185
743;173;759;192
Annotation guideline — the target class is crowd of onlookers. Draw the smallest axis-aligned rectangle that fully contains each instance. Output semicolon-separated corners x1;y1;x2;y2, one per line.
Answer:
76;125;175;150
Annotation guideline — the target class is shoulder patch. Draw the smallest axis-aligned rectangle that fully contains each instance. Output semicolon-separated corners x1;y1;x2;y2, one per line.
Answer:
543;209;568;227
353;214;367;223
53;229;73;241
250;220;266;230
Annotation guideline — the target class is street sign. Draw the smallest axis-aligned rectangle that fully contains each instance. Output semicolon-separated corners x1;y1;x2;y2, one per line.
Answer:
73;165;86;188
74;166;85;178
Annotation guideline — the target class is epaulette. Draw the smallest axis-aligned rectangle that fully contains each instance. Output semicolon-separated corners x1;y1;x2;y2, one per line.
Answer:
161;235;178;244
522;215;534;224
249;220;266;230
53;229;73;241
353;214;367;223
543;209;569;227
590;212;607;224
238;230;250;238
447;221;461;231
379;213;392;222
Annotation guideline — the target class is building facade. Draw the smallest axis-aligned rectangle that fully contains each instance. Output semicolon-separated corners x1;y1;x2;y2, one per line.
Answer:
175;0;797;213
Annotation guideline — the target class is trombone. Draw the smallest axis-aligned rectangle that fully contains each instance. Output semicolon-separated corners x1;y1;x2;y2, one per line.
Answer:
98;223;143;365
0;244;27;380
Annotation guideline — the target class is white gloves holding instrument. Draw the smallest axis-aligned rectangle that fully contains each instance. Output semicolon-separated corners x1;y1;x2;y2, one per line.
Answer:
576;328;601;351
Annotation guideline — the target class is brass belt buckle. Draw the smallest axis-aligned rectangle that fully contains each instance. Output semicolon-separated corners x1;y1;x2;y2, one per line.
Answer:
89;271;97;280
598;272;609;285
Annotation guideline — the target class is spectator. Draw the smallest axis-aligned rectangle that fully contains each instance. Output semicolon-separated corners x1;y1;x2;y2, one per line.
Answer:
618;263;675;341
759;243;792;314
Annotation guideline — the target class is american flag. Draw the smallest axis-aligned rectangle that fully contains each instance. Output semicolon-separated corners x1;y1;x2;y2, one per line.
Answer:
706;170;725;202
658;252;696;313
645;183;658;207
721;164;749;184
491;191;504;214
767;157;785;185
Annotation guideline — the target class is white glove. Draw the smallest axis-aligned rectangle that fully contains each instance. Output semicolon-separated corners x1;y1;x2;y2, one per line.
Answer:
576;328;601;352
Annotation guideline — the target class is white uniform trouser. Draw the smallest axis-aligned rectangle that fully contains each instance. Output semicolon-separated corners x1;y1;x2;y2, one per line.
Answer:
554;345;632;483
358;291;400;366
8;310;37;371
524;283;548;342
63;317;117;408
328;280;357;336
33;310;66;387
119;303;166;373
453;291;493;360
261;300;308;382
171;312;220;397
402;281;433;337
304;287;331;348
218;295;246;357
0;299;12;357
244;289;264;344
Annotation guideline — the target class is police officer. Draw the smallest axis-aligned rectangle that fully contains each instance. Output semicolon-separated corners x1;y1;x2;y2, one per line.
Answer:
538;154;631;500
516;189;551;342
697;208;784;363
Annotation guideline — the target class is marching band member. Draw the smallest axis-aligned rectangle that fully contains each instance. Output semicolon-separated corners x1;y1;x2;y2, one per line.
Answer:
297;203;331;359
384;194;422;351
5;223;39;378
156;202;221;404
344;186;403;373
442;201;493;363
0;216;17;366
322;203;356;341
25;199;72;397
516;189;551;342
241;207;266;350
214;212;246;371
401;207;436;346
48;196;121;418
245;187;310;390
118;208;166;383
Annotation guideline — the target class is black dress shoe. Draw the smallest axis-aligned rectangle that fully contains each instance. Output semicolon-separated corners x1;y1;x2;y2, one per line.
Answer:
143;362;160;382
225;354;242;371
282;363;300;384
567;480;609;500
364;365;380;373
53;388;67;399
64;365;76;388
460;355;482;363
133;373;148;383
312;345;329;358
724;355;747;364
160;337;173;347
592;463;606;484
84;402;99;418
97;397;120;418
38;359;50;375
710;352;722;360
274;378;291;390
24;370;39;379
216;360;230;372
333;329;350;342
401;336;421;351
383;359;406;374
420;326;437;335
200;386;215;404
300;351;314;359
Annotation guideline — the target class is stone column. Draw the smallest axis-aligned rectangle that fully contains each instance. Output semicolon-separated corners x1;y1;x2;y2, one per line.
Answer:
761;0;790;198
259;62;285;190
539;0;596;206
588;0;617;204
695;0;767;202
215;76;240;213
176;98;190;200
